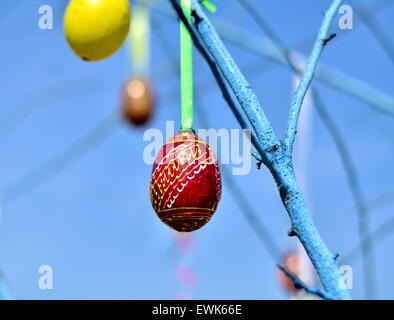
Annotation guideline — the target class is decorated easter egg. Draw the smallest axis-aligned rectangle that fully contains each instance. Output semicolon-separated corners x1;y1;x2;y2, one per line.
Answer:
122;77;154;126
64;0;130;61
150;130;221;232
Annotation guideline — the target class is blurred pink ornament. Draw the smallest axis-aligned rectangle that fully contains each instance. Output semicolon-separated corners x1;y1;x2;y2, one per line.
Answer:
175;264;198;288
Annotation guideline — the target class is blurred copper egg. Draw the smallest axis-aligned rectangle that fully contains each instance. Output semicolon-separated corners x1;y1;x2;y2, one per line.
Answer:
277;251;302;293
122;77;154;126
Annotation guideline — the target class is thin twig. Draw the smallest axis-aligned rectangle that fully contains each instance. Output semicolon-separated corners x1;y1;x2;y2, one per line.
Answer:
284;0;344;151
277;264;333;300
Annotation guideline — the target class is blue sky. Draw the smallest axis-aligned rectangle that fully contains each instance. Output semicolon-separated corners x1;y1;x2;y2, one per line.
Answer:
0;0;393;299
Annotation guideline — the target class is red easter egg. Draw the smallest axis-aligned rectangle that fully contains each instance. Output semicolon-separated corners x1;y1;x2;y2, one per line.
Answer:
149;130;221;232
122;77;154;126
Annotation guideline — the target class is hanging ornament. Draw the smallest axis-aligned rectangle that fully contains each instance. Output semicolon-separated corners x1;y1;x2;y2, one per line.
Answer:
176;264;198;288
277;251;303;293
122;4;153;126
122;77;154;126
150;130;221;232
149;0;221;232
64;0;131;61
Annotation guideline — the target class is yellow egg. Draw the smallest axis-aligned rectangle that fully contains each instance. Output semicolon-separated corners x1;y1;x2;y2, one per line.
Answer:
64;0;131;62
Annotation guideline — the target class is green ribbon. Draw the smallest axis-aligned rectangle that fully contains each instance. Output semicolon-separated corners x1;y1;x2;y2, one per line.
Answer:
180;0;193;130
200;0;216;13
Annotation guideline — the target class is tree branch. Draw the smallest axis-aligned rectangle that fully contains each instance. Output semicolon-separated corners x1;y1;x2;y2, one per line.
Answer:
284;0;344;151
238;0;378;299
277;264;333;300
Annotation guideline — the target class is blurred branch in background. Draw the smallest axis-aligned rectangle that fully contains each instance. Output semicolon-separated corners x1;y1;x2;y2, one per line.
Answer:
3;0;391;144
0;0;20;25
312;90;376;298
214;21;394;116
0;76;114;142
147;0;394;115
350;0;394;62
342;215;394;265
0;113;119;205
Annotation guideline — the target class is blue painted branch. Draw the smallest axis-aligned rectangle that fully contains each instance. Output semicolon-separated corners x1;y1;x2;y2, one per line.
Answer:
266;153;350;299
284;0;344;151
237;0;371;298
